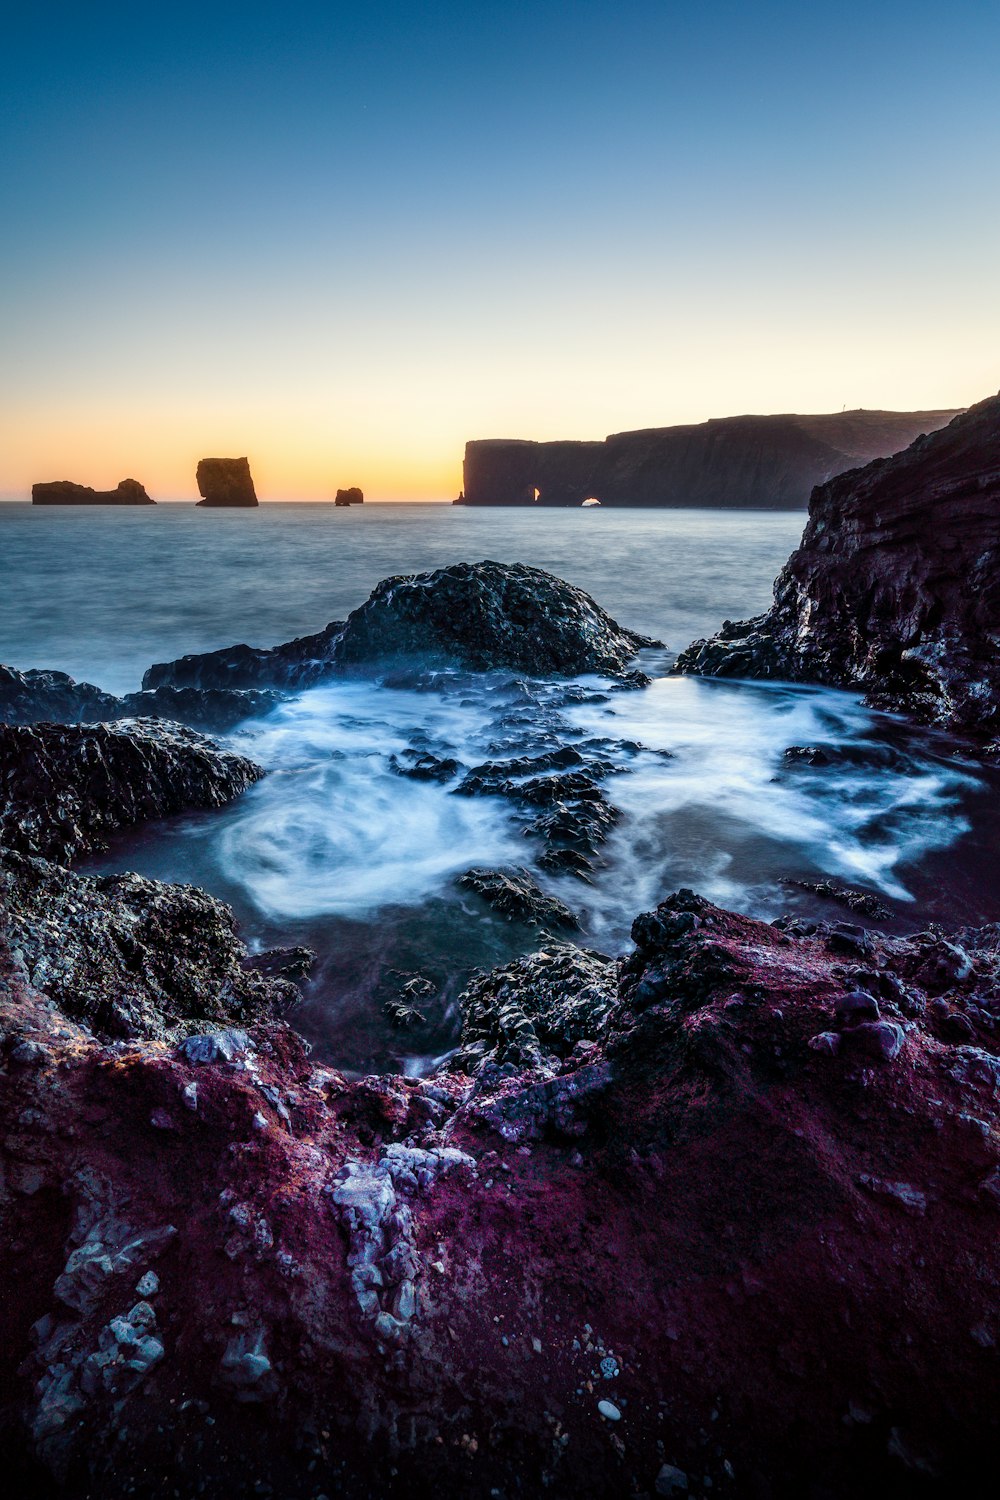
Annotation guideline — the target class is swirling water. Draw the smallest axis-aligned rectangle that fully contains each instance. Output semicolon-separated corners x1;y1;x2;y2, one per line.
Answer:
1;502;996;1071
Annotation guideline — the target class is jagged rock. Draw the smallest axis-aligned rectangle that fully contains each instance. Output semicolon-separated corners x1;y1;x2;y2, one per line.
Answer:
332;561;657;676
455;944;618;1072
0;852;298;1038
142;621;345;692
0;664;281;730
334;487;364;505
676;394;1000;741
143;561;655;690
0;719;263;863
458;867;579;930
32;479;154;505
195;457;258;507
463;408;961;508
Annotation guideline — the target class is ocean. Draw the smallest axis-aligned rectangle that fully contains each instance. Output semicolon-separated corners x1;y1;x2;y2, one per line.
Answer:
2;501;995;1072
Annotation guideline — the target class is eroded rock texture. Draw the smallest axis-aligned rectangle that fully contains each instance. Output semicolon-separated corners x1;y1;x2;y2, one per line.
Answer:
145;560;656;688
2;892;1000;1496
31;479;154;505
195;458;259;507
677;395;1000;740
0;719;264;863
463;408;961;508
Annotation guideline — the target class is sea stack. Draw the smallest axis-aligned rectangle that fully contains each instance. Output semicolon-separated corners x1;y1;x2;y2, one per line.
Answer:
334;487;364;506
195;457;259;507
31;479;154;505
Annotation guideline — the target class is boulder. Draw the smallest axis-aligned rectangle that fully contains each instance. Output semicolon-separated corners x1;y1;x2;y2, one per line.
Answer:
31;479;154;505
195;457;258;507
675;393;1000;741
458;867;579;930
142;561;656;689
0;719;264;864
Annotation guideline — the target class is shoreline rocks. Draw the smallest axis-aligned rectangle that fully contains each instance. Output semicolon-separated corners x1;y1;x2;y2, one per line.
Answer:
144;560;658;689
0;663;282;732
0;719;264;863
195;457;258;507
31;479;154;505
675;393;1000;742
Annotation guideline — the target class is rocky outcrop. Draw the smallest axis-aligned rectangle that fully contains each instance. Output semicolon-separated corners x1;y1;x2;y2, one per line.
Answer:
0;664;281;732
457;867;580;930
331;561;657;675
195;457;258;507
145;561;657;688
463;408;962;508
334;487;364;505
31;479;154;505
0;719;264;863
676;394;1000;740
3;889;1000;1495
0;850;297;1039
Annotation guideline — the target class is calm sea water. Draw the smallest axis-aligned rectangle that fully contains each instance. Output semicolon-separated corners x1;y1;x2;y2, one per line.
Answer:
2;502;996;1073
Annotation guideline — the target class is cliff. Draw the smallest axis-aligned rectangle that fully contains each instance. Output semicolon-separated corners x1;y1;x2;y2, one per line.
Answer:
195;457;259;507
675;393;1000;741
462;408;962;508
31;479;154;505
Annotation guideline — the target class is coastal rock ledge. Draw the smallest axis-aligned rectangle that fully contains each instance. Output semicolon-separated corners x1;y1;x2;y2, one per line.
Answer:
32;479;154;505
676;393;1000;742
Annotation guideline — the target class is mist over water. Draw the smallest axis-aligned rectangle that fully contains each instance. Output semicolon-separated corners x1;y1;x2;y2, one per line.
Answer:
3;501;995;1072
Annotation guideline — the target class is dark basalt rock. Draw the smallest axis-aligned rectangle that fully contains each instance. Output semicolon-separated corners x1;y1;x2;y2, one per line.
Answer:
0;719;264;864
463;408;962;508
0;664;280;732
0;850;296;1040
142;621;346;692
455;943;618;1071
332;561;658;676
143;561;656;690
676;393;1000;741
458;867;579;930
334;487;364;505
31;479;154;505
195;457;258;507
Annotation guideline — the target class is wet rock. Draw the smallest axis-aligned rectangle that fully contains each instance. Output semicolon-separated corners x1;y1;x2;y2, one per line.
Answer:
458;867;579;930
143;621;346;692
676;394;1000;742
0;719;263;863
0;664;280;731
389;750;463;782
0;854;296;1040
455;945;618;1072
331;561;657;676
242;946;316;983
788;879;890;920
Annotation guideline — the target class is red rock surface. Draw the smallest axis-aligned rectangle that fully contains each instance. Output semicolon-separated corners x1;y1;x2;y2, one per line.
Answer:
3;893;999;1497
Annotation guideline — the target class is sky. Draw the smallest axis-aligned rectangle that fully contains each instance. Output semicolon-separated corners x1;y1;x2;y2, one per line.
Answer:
1;1;998;501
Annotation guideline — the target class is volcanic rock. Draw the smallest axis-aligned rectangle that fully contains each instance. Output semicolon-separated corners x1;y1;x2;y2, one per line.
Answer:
195;457;258;507
0;664;280;732
0;719;263;863
334;487;364;505
31;479;154;505
144;561;656;689
457;867;580;930
0;852;297;1039
676;393;1000;741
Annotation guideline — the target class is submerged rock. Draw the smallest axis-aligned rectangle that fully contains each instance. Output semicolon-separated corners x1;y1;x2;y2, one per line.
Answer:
195;457;258;507
0;719;263;863
676;393;1000;741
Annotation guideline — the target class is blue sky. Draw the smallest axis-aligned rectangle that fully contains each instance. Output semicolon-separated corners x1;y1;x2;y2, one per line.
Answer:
1;1;998;498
